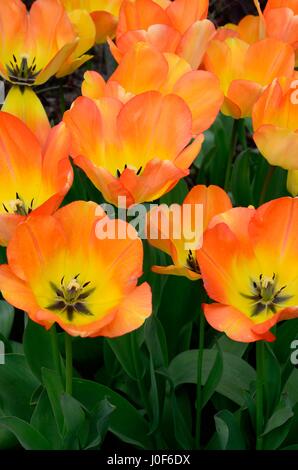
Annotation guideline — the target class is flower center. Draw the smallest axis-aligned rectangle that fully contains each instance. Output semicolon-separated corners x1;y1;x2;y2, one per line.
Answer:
46;274;95;322
2;193;34;216
186;250;200;273
241;273;293;317
6;55;40;85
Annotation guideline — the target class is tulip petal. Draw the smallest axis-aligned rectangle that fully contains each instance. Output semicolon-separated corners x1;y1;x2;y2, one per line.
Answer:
97;282;152;337
177;19;215;69
203;303;276;342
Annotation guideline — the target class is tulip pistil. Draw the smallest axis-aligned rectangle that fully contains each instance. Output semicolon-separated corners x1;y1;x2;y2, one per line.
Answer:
241;273;292;317
6;55;40;86
47;274;95;321
186;250;200;273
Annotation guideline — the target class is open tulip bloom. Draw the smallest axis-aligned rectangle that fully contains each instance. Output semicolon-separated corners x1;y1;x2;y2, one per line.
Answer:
204;36;295;118
0;201;152;337
0;112;73;246
0;0;93;87
146;185;232;280
197;197;298;343
64;91;203;206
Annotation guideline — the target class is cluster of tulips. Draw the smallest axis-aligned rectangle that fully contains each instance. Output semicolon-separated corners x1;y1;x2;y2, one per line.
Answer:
0;0;298;452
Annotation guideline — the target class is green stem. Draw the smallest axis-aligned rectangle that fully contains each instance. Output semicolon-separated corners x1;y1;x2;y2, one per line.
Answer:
65;334;73;395
256;341;264;450
258;166;275;206
224;119;240;191
195;311;205;449
50;324;61;379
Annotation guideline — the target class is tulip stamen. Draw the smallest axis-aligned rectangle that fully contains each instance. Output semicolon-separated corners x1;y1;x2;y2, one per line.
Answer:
47;274;95;321
241;272;293;317
2;193;35;216
186;249;200;273
6;55;40;86
116;164;143;177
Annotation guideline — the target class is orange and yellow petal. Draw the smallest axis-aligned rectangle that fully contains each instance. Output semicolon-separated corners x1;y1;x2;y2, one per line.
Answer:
177;19;215;69
2;86;50;146
203;303;275;342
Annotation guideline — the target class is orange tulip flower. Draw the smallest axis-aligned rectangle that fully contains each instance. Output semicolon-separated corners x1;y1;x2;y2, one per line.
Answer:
109;0;215;69
82;42;223;135
252;77;298;169
219;1;298;62
64;91;203;207
60;0;124;44
197;197;298;342
146;185;232;280
2;86;51;146
0;112;73;246
0;0;93;86
0;201;152;337
204;36;295;118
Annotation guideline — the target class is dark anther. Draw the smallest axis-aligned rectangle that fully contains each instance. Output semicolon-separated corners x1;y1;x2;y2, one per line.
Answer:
116;169;121;177
136;166;142;176
2;203;8;213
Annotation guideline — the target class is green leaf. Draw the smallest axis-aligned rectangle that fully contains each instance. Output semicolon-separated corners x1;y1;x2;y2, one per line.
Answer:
158;277;202;359
263;402;293;436
202;345;223;407
283;369;298;407
0;301;14;338
231;149;254;206
214;410;246;450
144;316;168;369
24;320;64;382
171;392;193;449
0;417;51;450
167;349;255;406
60;393;86;449
262;343;281;419
0;354;39;419
106;329;146;381
72;378;153;449
30;389;63;450
85;398;115;450
41;368;65;435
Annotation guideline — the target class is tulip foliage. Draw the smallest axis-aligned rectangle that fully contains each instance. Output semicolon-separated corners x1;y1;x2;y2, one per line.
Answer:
0;0;298;454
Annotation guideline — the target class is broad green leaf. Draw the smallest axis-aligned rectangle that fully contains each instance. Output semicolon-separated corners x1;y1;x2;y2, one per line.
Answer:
60;393;86;449
202;345;223;407
263;402;293;436
262;343;281;420
85;398;115;450
41;368;65;435
167;349;255;406
0;301;14;338
171;393;193;450
106;329;146;381
214;410;246;450
30;389;63;450
217;335;248;358
24;320;64;382
72;378;153;449
0;417;51;450
0;354;39;419
144;316;168;369
158;277;202;359
231;149;254;206
283;369;298;407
